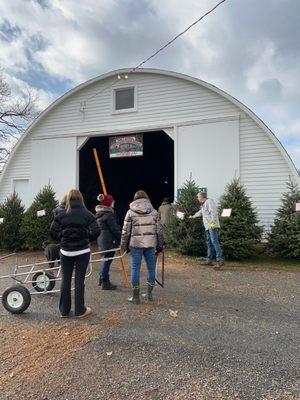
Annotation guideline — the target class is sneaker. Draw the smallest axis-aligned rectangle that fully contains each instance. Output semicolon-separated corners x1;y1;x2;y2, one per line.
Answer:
200;260;213;266
76;307;93;318
213;259;225;271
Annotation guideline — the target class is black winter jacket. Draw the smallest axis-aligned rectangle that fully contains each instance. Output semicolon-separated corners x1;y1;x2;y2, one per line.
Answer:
53;203;66;217
50;200;100;251
95;206;121;251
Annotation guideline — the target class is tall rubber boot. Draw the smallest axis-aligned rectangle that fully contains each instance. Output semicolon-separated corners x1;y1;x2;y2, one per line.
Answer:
147;281;155;301
128;286;140;304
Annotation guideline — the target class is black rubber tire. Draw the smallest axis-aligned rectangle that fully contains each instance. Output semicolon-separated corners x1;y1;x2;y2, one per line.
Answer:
32;271;56;292
2;285;31;314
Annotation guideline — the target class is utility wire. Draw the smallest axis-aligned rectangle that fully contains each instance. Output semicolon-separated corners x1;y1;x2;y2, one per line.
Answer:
133;0;226;70
82;0;227;105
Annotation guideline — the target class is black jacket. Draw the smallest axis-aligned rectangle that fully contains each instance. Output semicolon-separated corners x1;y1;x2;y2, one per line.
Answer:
95;206;121;251
50;200;100;251
53;203;66;217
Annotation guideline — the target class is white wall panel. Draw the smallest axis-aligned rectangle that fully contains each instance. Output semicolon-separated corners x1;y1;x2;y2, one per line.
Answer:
31;137;77;201
13;179;30;208
177;120;239;202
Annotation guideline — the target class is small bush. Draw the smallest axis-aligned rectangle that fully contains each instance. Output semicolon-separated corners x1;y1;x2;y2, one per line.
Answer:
0;192;25;251
164;179;206;256
20;185;58;250
218;179;262;260
268;179;300;259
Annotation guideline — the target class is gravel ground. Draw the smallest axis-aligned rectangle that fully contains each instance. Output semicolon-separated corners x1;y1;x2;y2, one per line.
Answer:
0;251;299;400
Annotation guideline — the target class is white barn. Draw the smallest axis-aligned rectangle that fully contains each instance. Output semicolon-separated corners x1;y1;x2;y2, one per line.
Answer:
0;68;299;230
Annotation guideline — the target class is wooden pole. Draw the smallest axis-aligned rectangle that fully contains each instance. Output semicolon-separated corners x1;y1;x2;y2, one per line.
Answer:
93;148;129;285
93;148;107;195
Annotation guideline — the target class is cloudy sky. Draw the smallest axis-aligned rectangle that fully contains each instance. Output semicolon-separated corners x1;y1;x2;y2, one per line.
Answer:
0;0;300;168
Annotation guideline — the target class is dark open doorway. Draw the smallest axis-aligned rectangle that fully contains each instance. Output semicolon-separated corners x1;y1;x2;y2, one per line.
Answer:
79;130;174;224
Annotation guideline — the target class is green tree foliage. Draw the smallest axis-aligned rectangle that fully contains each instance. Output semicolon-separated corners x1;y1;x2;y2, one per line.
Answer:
0;192;25;251
20;185;58;250
164;179;206;256
268;179;300;258
218;179;262;260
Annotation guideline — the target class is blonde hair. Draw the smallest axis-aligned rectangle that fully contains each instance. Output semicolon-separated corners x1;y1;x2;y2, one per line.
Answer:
134;190;149;201
66;189;84;212
60;194;67;204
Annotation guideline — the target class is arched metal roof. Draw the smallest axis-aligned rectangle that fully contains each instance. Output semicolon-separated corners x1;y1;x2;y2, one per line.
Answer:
1;68;299;181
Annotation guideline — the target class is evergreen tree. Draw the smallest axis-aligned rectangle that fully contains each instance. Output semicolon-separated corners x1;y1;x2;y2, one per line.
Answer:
218;179;262;260
20;185;58;250
164;179;206;256
0;192;25;251
268;179;300;258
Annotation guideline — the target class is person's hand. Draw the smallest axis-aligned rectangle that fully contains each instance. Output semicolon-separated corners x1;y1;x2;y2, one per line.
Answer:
210;222;217;230
155;246;163;255
120;246;129;254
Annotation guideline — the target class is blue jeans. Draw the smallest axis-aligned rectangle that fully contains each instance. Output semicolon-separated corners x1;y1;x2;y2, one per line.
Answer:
130;247;156;286
100;251;115;280
205;229;222;262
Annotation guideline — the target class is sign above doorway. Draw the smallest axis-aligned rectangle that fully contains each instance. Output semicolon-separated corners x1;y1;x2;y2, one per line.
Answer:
109;134;143;158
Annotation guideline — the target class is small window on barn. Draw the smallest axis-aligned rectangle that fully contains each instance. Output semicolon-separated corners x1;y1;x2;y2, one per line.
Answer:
113;87;136;113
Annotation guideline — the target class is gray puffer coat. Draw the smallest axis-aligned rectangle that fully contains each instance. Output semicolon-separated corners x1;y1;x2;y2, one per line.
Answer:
121;199;164;249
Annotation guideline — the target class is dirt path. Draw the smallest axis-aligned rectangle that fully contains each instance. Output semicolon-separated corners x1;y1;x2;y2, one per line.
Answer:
0;252;299;399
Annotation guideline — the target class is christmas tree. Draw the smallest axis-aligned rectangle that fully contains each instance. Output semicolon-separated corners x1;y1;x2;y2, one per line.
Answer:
164;179;206;256
268;179;300;258
20;185;58;250
218;179;262;260
0;192;25;251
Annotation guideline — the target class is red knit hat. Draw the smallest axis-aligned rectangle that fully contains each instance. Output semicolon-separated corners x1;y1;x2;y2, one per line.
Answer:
97;194;114;207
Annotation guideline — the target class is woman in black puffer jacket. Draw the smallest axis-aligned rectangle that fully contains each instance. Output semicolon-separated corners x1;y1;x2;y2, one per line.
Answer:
50;189;100;318
95;194;121;290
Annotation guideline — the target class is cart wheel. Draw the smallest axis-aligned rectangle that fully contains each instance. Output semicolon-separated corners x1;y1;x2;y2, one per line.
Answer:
2;285;31;314
32;271;56;292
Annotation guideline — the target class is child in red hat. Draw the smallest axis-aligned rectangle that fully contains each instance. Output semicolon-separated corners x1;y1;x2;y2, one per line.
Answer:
95;194;121;289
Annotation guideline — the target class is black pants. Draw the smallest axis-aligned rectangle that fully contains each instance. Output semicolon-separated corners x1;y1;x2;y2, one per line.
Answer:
59;252;90;316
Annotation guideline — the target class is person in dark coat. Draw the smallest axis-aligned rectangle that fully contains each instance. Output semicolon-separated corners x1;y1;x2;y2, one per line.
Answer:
95;194;121;290
50;189;100;318
53;195;67;217
42;241;60;269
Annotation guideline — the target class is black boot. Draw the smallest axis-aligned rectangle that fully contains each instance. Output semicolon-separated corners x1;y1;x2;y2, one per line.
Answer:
102;276;117;290
147;281;155;301
98;276;103;287
128;286;140;304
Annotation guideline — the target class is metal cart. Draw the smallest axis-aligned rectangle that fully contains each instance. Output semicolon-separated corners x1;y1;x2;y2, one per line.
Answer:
0;249;126;314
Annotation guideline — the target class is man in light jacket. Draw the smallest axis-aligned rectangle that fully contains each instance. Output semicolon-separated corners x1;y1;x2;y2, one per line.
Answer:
191;192;224;270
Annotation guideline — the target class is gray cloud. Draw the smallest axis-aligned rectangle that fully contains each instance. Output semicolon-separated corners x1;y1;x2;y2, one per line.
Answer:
0;0;299;167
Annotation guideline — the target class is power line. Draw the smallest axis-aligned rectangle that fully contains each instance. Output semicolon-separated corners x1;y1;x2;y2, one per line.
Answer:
133;0;227;70
82;0;227;105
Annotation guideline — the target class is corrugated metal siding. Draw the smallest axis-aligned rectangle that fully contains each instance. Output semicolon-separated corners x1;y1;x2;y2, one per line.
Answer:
0;72;297;231
33;73;239;136
239;114;292;230
0;138;31;205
